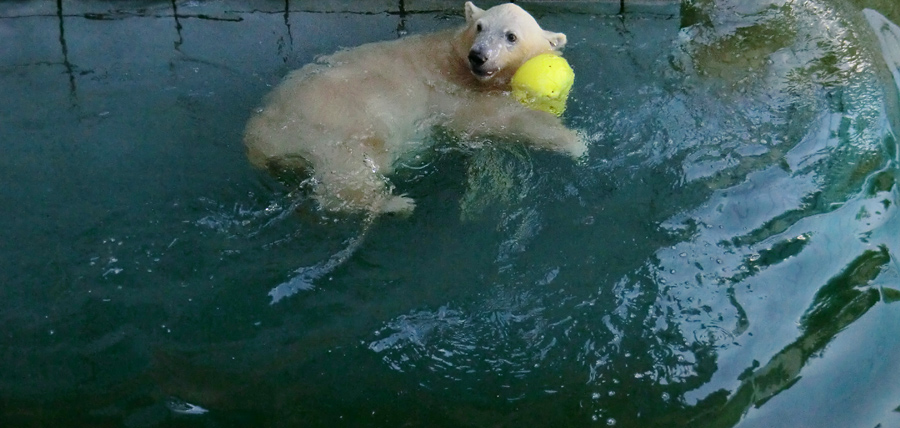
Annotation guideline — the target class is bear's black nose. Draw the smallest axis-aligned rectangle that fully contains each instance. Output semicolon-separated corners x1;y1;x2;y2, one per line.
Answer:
468;50;487;67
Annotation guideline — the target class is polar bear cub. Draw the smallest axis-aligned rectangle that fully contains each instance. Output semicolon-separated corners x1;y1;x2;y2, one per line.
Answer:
244;2;586;215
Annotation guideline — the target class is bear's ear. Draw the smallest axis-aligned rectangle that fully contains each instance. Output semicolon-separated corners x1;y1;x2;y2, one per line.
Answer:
465;2;484;24
544;30;567;50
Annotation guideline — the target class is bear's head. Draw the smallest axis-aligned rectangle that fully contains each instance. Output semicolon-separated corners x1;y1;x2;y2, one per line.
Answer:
463;2;567;84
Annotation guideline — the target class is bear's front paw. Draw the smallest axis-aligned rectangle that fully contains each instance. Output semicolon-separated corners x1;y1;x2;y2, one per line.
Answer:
555;128;588;160
380;194;416;216
569;131;589;160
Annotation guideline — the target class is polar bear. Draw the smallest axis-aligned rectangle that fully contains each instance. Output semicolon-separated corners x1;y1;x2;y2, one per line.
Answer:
244;2;586;215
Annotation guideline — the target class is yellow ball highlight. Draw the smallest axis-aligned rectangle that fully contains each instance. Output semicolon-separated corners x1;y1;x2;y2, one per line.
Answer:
511;53;574;116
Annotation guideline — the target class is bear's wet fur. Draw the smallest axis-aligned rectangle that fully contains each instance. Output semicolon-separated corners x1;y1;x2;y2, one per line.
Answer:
244;2;586;215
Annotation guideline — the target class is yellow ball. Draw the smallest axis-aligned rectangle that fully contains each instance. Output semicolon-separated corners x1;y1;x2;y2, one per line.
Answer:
511;53;574;116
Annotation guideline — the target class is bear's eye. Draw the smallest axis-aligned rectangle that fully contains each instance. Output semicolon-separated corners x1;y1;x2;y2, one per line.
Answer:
506;32;518;44
476;23;483;32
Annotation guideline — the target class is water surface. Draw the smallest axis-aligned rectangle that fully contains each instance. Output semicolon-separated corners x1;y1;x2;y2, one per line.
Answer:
2;0;900;426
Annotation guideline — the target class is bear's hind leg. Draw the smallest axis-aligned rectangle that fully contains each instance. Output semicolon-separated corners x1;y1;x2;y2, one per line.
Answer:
313;166;414;215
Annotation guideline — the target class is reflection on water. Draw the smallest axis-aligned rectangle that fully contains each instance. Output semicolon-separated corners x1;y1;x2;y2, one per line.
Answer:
2;0;900;427
365;1;900;426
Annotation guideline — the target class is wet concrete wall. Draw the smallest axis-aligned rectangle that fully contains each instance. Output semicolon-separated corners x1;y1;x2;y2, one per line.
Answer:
0;0;679;17
0;0;680;107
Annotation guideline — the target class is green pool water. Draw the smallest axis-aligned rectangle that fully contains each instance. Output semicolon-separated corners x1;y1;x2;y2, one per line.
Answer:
3;0;900;426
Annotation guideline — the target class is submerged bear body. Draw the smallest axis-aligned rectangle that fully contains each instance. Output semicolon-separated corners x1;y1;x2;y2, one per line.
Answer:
244;2;585;214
